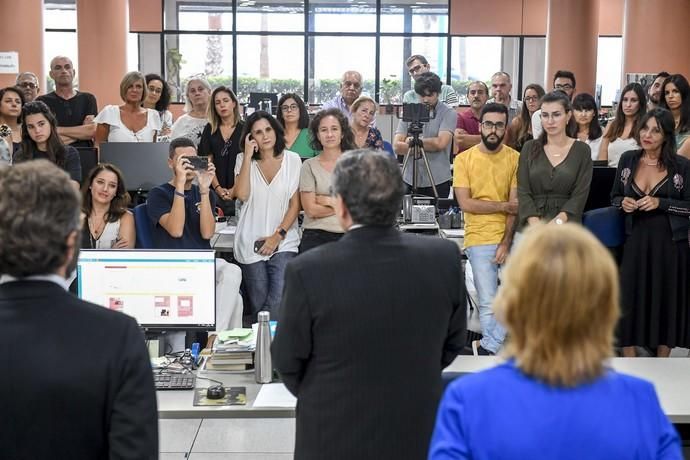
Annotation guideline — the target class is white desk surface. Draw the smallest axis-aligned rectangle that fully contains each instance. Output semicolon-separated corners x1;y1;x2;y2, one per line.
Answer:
445;356;690;423
159;356;690;424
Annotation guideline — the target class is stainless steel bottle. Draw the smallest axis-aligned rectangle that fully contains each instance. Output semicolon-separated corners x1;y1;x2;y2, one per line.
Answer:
255;311;273;383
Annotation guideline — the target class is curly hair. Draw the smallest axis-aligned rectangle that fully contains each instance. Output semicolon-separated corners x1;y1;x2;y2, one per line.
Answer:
309;108;356;152
145;74;171;113
0;160;82;277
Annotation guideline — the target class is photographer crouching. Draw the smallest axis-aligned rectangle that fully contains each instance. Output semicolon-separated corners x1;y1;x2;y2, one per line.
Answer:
393;72;456;198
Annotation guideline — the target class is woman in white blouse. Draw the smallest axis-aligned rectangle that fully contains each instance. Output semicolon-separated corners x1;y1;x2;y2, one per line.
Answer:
143;74;173;141
170;76;212;147
569;93;603;160
598;82;645;167
234;111;301;320
94;71;161;147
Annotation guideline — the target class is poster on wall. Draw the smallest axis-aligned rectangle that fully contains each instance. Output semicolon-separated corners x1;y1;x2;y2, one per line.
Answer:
625;73;657;89
0;52;19;74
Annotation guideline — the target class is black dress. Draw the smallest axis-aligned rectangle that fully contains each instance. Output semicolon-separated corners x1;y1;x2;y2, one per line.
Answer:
612;151;690;349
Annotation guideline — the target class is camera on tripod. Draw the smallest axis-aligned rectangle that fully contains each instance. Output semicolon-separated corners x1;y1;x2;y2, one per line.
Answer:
401;103;432;124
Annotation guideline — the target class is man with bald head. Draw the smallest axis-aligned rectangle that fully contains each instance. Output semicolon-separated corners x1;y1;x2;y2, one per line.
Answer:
321;70;363;118
37;56;98;148
15;72;39;102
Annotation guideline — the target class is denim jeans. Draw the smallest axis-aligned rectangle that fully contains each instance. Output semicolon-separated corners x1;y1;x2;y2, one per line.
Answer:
465;244;506;353
240;251;295;320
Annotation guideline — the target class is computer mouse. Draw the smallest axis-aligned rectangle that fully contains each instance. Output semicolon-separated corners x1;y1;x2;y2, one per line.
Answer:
206;385;226;400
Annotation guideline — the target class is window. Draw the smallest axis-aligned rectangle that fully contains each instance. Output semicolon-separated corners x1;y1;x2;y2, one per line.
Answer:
380;0;448;34
237;0;304;32
596;36;623;106
308;0;377;33
522;37;546;91
44;1;78;91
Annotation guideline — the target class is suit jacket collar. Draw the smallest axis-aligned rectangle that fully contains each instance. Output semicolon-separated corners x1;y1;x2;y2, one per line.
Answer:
0;279;71;301
340;225;398;244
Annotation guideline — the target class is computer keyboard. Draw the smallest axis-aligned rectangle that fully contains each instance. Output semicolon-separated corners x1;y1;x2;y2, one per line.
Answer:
154;373;196;390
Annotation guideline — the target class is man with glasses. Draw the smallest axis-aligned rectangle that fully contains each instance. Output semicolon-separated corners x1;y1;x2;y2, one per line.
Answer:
15;72;40;102
403;54;459;108
454;81;489;154
37;56;98;149
321;70;364;118
531;69;576;139
453;103;518;356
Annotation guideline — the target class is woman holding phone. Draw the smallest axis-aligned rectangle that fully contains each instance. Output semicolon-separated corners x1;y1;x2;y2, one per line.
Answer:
233;111;301;319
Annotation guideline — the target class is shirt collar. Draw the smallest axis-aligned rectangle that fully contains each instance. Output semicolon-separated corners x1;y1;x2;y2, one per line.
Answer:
0;273;70;291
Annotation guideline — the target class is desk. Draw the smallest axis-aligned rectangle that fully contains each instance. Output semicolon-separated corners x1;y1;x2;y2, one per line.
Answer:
211;221;236;252
445;356;690;424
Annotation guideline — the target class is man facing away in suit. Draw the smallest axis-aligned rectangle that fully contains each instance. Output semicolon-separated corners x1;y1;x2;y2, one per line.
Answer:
272;149;467;460
0;160;158;459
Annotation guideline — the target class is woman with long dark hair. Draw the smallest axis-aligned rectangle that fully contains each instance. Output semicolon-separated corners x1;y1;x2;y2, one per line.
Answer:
659;73;690;158
299;108;356;253
569;93;603;160
599;82;646;167
517;91;592;229
15;101;82;183
508;83;545;151
0;86;25;154
81;163;135;249
276;93;317;159
143;73;173;140
199;86;244;215
234;111;301;319
612;108;690;357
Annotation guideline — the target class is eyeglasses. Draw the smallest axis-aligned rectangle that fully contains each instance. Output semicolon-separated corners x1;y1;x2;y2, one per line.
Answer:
18;82;38;89
524;96;540;103
220;138;233;157
281;104;298;112
554;84;573;91
481;121;506;131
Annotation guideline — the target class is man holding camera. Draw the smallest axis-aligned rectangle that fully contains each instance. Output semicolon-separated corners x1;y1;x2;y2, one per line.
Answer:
394;72;456;198
147;137;243;336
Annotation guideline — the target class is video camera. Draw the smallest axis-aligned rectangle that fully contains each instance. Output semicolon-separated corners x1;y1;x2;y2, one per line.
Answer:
401;103;432;123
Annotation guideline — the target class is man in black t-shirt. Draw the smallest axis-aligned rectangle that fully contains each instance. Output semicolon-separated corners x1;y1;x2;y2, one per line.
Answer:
37;56;98;149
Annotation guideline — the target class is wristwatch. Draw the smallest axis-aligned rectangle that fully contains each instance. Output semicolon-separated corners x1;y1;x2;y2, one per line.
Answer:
555;218;564;225
277;227;287;239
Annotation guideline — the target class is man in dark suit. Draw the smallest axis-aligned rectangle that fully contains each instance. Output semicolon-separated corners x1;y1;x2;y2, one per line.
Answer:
0;160;158;459
272;149;467;460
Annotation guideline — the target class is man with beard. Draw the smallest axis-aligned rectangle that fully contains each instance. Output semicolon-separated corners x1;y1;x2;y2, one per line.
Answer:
647;71;670;110
0;160;158;459
454;80;489;154
453;103;518;355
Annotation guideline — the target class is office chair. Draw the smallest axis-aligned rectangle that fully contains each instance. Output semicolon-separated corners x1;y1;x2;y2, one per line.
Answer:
582;206;626;248
133;203;154;249
382;140;395;158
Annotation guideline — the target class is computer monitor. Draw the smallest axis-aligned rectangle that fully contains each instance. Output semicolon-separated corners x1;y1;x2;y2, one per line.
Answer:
99;142;171;191
77;249;216;331
248;92;278;115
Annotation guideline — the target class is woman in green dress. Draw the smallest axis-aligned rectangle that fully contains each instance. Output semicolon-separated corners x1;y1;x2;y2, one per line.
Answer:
518;91;593;229
276;93;317;159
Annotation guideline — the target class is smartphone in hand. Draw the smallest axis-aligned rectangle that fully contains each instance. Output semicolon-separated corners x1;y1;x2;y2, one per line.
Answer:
254;239;266;253
186;156;209;171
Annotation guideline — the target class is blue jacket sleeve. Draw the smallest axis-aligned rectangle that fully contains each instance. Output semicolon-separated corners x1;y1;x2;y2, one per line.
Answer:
428;382;470;459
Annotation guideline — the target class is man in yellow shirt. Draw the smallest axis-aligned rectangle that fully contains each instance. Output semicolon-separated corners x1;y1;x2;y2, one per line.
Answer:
453;103;519;355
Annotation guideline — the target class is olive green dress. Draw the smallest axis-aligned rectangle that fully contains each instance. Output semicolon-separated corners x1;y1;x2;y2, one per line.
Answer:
517;139;593;229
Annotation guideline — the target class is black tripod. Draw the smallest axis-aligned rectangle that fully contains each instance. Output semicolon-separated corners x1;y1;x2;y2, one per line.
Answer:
400;122;439;199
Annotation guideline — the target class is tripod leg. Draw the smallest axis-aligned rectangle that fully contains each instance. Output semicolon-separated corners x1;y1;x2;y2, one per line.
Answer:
418;147;439;199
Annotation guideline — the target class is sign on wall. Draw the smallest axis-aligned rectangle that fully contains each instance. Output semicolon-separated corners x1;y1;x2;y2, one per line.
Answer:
0;52;19;74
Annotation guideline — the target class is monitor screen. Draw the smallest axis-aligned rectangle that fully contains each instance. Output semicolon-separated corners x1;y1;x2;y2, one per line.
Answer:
77;250;216;330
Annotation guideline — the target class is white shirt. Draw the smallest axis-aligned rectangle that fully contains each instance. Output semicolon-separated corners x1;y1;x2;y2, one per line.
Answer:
606;137;639;168
171;114;208;147
233;150;301;264
94;105;162;142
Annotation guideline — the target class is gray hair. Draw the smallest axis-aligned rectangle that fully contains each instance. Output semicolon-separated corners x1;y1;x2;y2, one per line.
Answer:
0;160;82;277
184;77;212;113
332;149;404;226
16;72;38;84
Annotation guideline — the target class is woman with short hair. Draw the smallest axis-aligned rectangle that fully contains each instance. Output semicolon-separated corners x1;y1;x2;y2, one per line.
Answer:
349;95;384;151
598;82;646;167
429;224;682;459
143;74;173;140
276;93;317;159
94;71;162;146
299;108;356;253
234;111;301;319
171;76;212;146
0;86;25;155
569;93;603;160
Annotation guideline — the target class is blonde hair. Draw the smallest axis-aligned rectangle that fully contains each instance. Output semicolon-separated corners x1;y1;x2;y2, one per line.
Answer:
207;86;240;133
119;71;147;103
351;95;378;115
495;224;619;387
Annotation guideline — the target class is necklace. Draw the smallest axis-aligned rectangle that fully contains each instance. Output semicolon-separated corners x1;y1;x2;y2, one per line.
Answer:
643;155;659;166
